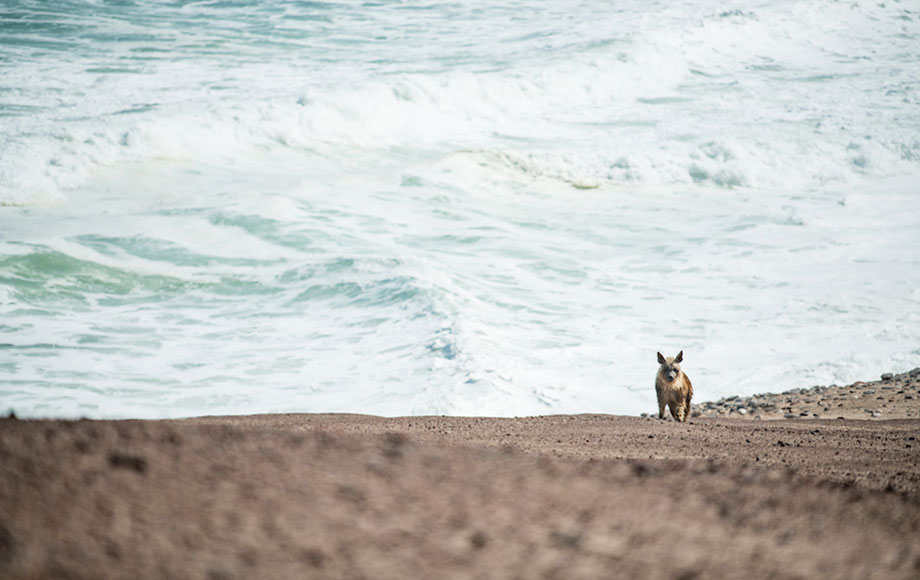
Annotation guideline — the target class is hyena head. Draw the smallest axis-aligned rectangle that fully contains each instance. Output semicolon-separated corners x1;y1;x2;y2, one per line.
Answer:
657;350;684;382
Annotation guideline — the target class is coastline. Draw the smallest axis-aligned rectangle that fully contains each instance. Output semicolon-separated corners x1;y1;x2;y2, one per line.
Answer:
2;375;919;579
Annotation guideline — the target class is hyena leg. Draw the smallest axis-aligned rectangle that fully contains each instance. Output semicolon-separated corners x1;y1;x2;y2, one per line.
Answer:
669;400;681;421
657;391;667;419
675;403;687;422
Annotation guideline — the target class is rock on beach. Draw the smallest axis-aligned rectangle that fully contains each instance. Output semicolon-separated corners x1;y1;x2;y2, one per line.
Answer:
696;369;920;421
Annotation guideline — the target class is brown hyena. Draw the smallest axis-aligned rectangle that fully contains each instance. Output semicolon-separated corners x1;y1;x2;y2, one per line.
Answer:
655;350;693;421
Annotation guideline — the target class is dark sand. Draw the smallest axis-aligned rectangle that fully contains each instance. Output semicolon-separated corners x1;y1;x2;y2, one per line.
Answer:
2;375;920;579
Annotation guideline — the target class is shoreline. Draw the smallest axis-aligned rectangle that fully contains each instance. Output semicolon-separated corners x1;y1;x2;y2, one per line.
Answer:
7;369;920;425
2;375;920;579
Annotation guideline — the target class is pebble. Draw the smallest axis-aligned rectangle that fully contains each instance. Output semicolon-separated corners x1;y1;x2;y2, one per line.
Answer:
694;371;917;420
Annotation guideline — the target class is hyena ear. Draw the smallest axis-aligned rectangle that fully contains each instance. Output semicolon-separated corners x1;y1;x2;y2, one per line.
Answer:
657;352;665;364
675;350;684;363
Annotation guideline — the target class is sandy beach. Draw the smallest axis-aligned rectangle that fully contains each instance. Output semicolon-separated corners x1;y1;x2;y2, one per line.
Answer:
2;372;919;579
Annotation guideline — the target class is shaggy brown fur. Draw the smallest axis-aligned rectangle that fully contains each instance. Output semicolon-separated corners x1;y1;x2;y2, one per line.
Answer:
656;350;693;421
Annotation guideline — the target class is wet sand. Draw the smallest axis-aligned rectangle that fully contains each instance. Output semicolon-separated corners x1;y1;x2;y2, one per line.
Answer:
2;376;919;579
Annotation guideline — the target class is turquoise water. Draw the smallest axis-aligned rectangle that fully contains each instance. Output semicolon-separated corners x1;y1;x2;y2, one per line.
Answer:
1;0;919;418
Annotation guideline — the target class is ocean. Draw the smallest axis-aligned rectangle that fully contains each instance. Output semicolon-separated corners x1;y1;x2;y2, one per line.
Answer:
1;0;919;419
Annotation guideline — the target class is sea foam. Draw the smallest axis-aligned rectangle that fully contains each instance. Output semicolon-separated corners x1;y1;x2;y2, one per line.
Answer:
1;0;918;419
